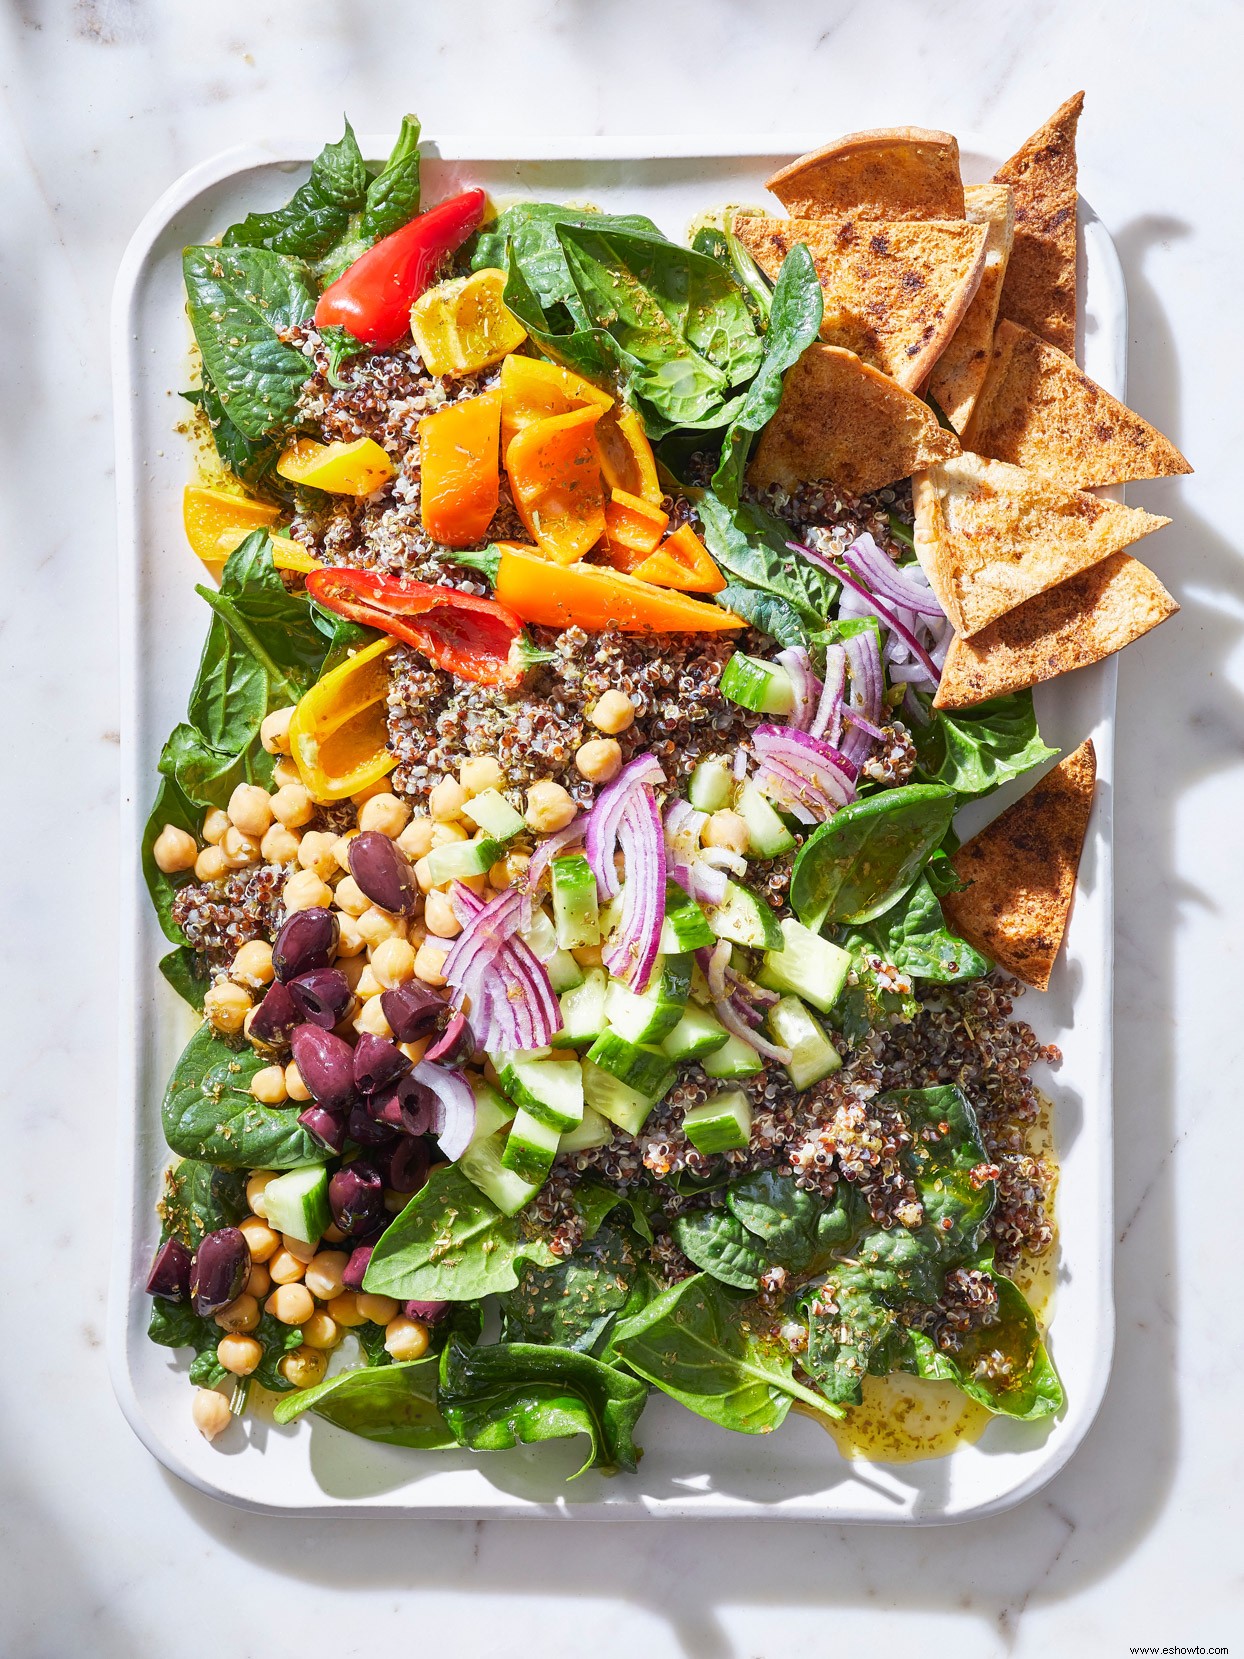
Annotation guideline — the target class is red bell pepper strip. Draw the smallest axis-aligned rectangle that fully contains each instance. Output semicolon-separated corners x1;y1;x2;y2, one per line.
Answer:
314;189;487;350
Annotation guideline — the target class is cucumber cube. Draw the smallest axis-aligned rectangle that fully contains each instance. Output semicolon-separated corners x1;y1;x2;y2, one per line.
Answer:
688;758;733;813
758;918;852;1014
500;1108;561;1185
661;882;716;954
708;880;783;951
602;954;690;1045
552;967;609;1049
545;949;585;993
768;995;842;1090
701;1032;765;1079
559;1104;614;1154
552;854;601;950
461;788;526;841
469;1078;517;1144
520;905;560;961
497;1053;584;1132
683;1088;752;1154
459;1128;542;1215
262;1165;330;1246
736;782;796;859
585;1031;676;1098
425;835;502;887
719;653;796;717
661;1002;730;1061
582;1062;662;1137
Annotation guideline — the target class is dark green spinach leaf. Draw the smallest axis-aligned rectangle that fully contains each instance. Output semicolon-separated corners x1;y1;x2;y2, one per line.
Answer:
671;1208;770;1291
901;1272;1063;1421
499;1225;638;1353
273;1356;458;1446
800;1268;898;1405
844;875;990;983
158;1158;247;1249
142;775;201;944
223;120;369;259
790;783;957;929
915;692;1058;800
715;582;811;650
161;1022;331;1169
159;947;207;1012
697;490;837;639
726;1169;853;1270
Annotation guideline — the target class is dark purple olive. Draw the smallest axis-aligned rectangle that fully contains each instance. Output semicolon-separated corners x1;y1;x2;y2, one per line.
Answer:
247;980;301;1050
404;1299;448;1323
328;1160;386;1236
288;968;353;1029
370;1072;435;1137
272;907;340;983
298;1104;347;1154
380;981;445;1043
384;1135;431;1195
352;1032;411;1095
146;1238;191;1300
190;1227;249;1317
342;1245;374;1292
290;1025;356;1110
346;1101;398;1148
347;832;418;917
425;1009;473;1066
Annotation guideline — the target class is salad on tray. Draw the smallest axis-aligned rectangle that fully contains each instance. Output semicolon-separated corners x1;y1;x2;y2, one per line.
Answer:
140;99;1187;1473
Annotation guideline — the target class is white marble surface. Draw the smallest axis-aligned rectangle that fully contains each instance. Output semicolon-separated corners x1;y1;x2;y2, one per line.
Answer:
2;1;1241;1653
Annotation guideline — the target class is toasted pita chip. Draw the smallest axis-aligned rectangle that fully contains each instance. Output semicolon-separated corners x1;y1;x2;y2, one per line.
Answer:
942;740;1096;990
993;92;1083;355
963;319;1192;489
934;553;1178;710
913;451;1169;637
765;127;964;221
734;216;987;391
747;344;960;495
926;184;1015;432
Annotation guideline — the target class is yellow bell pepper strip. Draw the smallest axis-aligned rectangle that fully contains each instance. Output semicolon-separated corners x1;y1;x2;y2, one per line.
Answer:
183;486;280;573
457;541;742;634
596;406;662;504
410;269;527;376
269;534;324;575
632;523;727;595
505;404;607;566
288;636;397;803
499;353;613;449
418;390;502;549
306;566;534;689
601;489;669;572
276;436;396;495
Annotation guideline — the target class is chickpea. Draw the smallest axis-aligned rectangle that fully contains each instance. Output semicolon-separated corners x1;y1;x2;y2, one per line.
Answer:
249;1065;288;1106
245;1171;276;1215
525;780;576;833
268;1282;315;1326
300;1311;340;1350
384;1315;430;1362
304;1250;349;1302
204;980;251;1036
279;1346;328;1389
192;1387;233;1441
422;891;461;939
353;964;381;1000
282;1234;318;1264
354;997;393;1039
430;820;468;848
216;1334;262;1376
459;756;504;795
413;942;448;987
357;906;405;948
571;942;604;968
221;825;262;869
413;856;437;895
488;858;513;890
260;823;301;864
359;792;411;837
589;689;635;735
398;1037;430;1065
703;809;749;856
330;912;363;959
268;1248;307;1285
283;869;333;912
202;807;231;846
270;783;314;829
370;936;416;987
214;1292;260;1334
397;816;436;861
239;1215;279;1262
297;830;339;880
575;737;623;784
284;1060;311;1103
332;832;358;873
356;1293;399;1325
194;845;229;883
429;777;468;822
503;852;530;887
272;756;302;790
323;1222;346;1245
228;783;274;839
153;824;197;874
232;939;274;989
326;1291;368;1328
260;706;295;756
338;952;367;992
245;1262;271;1299
383;1188;406;1214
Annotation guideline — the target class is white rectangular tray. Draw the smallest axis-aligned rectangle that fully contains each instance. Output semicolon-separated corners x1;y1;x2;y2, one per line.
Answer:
111;135;1120;1520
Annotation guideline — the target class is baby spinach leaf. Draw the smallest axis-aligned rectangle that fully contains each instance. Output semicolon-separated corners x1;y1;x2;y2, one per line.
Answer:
690;219;773;329
183;378;291;502
698;490;838;634
183;245;316;440
148;1297;228;1386
359;114;422;244
250;1313;306;1393
844;874;991;983
224;120;369;260
901;1273;1064;1421
158;721;256;810
671;1208;770;1291
499;1226;638;1353
915;692;1058;800
363;1165;558;1302
726;1170;853;1271
800;1268;897;1406
438;1337;648;1475
716;582;811;650
158;1158;248;1249
612;1273;842;1432
142;775;201;944
161;1022;331;1169
273;1356;458;1447
790;783;957;930
473;203;662;321
159;947;207;1012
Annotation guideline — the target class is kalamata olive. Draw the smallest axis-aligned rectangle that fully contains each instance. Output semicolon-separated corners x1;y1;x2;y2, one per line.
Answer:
404;1299;448;1323
384;1135;431;1195
247;980;301;1050
190;1226;249;1316
298;1104;347;1154
288;968;353;1029
328;1160;386;1236
347;832;418;917
146;1238;191;1301
352;1032;411;1095
342;1245;374;1292
345;1102;397;1148
370;1073;435;1137
290;1025;356;1110
425;1009;473;1066
272;907;340;982
380;981;444;1043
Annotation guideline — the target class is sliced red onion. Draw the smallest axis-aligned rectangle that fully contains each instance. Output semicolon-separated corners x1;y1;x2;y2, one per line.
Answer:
443;886;560;1051
698;943;791;1062
669;857;729;907
811;644;846;744
903;686;932;726
732;747;750;781
841;629;885;766
844;532;944;619
700;845;748;876
775;647;819;731
791;539;942;687
844;708;889;741
715;991;793;1063
726;964;780;1006
411;1061;476;1162
586;754;666;901
518;821;582;931
601;786;666;992
664;798;705;855
752;725;857;824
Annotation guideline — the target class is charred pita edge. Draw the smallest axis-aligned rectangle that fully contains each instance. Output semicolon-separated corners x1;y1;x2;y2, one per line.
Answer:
926;183;1015;432
766;126;964;221
993;91;1084;356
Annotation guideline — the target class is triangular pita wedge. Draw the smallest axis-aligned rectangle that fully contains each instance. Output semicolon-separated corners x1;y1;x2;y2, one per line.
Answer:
933;552;1178;709
963;319;1193;489
765;127;964;221
913;451;1169;637
747;344;960;496
927;184;1015;432
993;91;1083;355
734;216;987;391
942;740;1096;990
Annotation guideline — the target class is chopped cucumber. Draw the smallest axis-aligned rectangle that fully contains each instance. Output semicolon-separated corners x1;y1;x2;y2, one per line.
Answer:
559;1104;614;1154
425;835;503;887
552;967;609;1049
719;652;796;717
459;1128;541;1215
688;758;733;813
262;1165;330;1246
598;893;624;938
461;787;526;841
584;1031;676;1098
546;949;585;993
736;782;796;859
708;880;783;951
683;1088;752;1154
757;918;852;1014
520;905;559;961
552;854;601;950
768;994;842;1090
497;1053;584;1132
469;1078;517;1144
660;1001;730;1061
582;1061;663;1137
500;1108;561;1186
603;954;691;1045
701;1032;765;1079
661;881;716;953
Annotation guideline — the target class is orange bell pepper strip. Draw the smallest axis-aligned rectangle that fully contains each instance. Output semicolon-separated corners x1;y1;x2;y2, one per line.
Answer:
269;534;324;575
288;636;397;802
418;390;502;548
183;486;280;573
504;405;606;565
596;406;661;504
601;489;669;572
499;354;613;449
474;541;741;634
632;523;726;595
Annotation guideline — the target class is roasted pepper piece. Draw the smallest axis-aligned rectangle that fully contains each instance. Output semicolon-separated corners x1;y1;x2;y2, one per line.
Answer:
505;405;607;566
183;486;280;573
601;489;670;572
597;406;661;504
632;523;726;594
277;436;396;495
418;390;502;548
269;535;324;575
288;636;397;803
484;541;741;633
499;354;613;449
410;269;527;376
